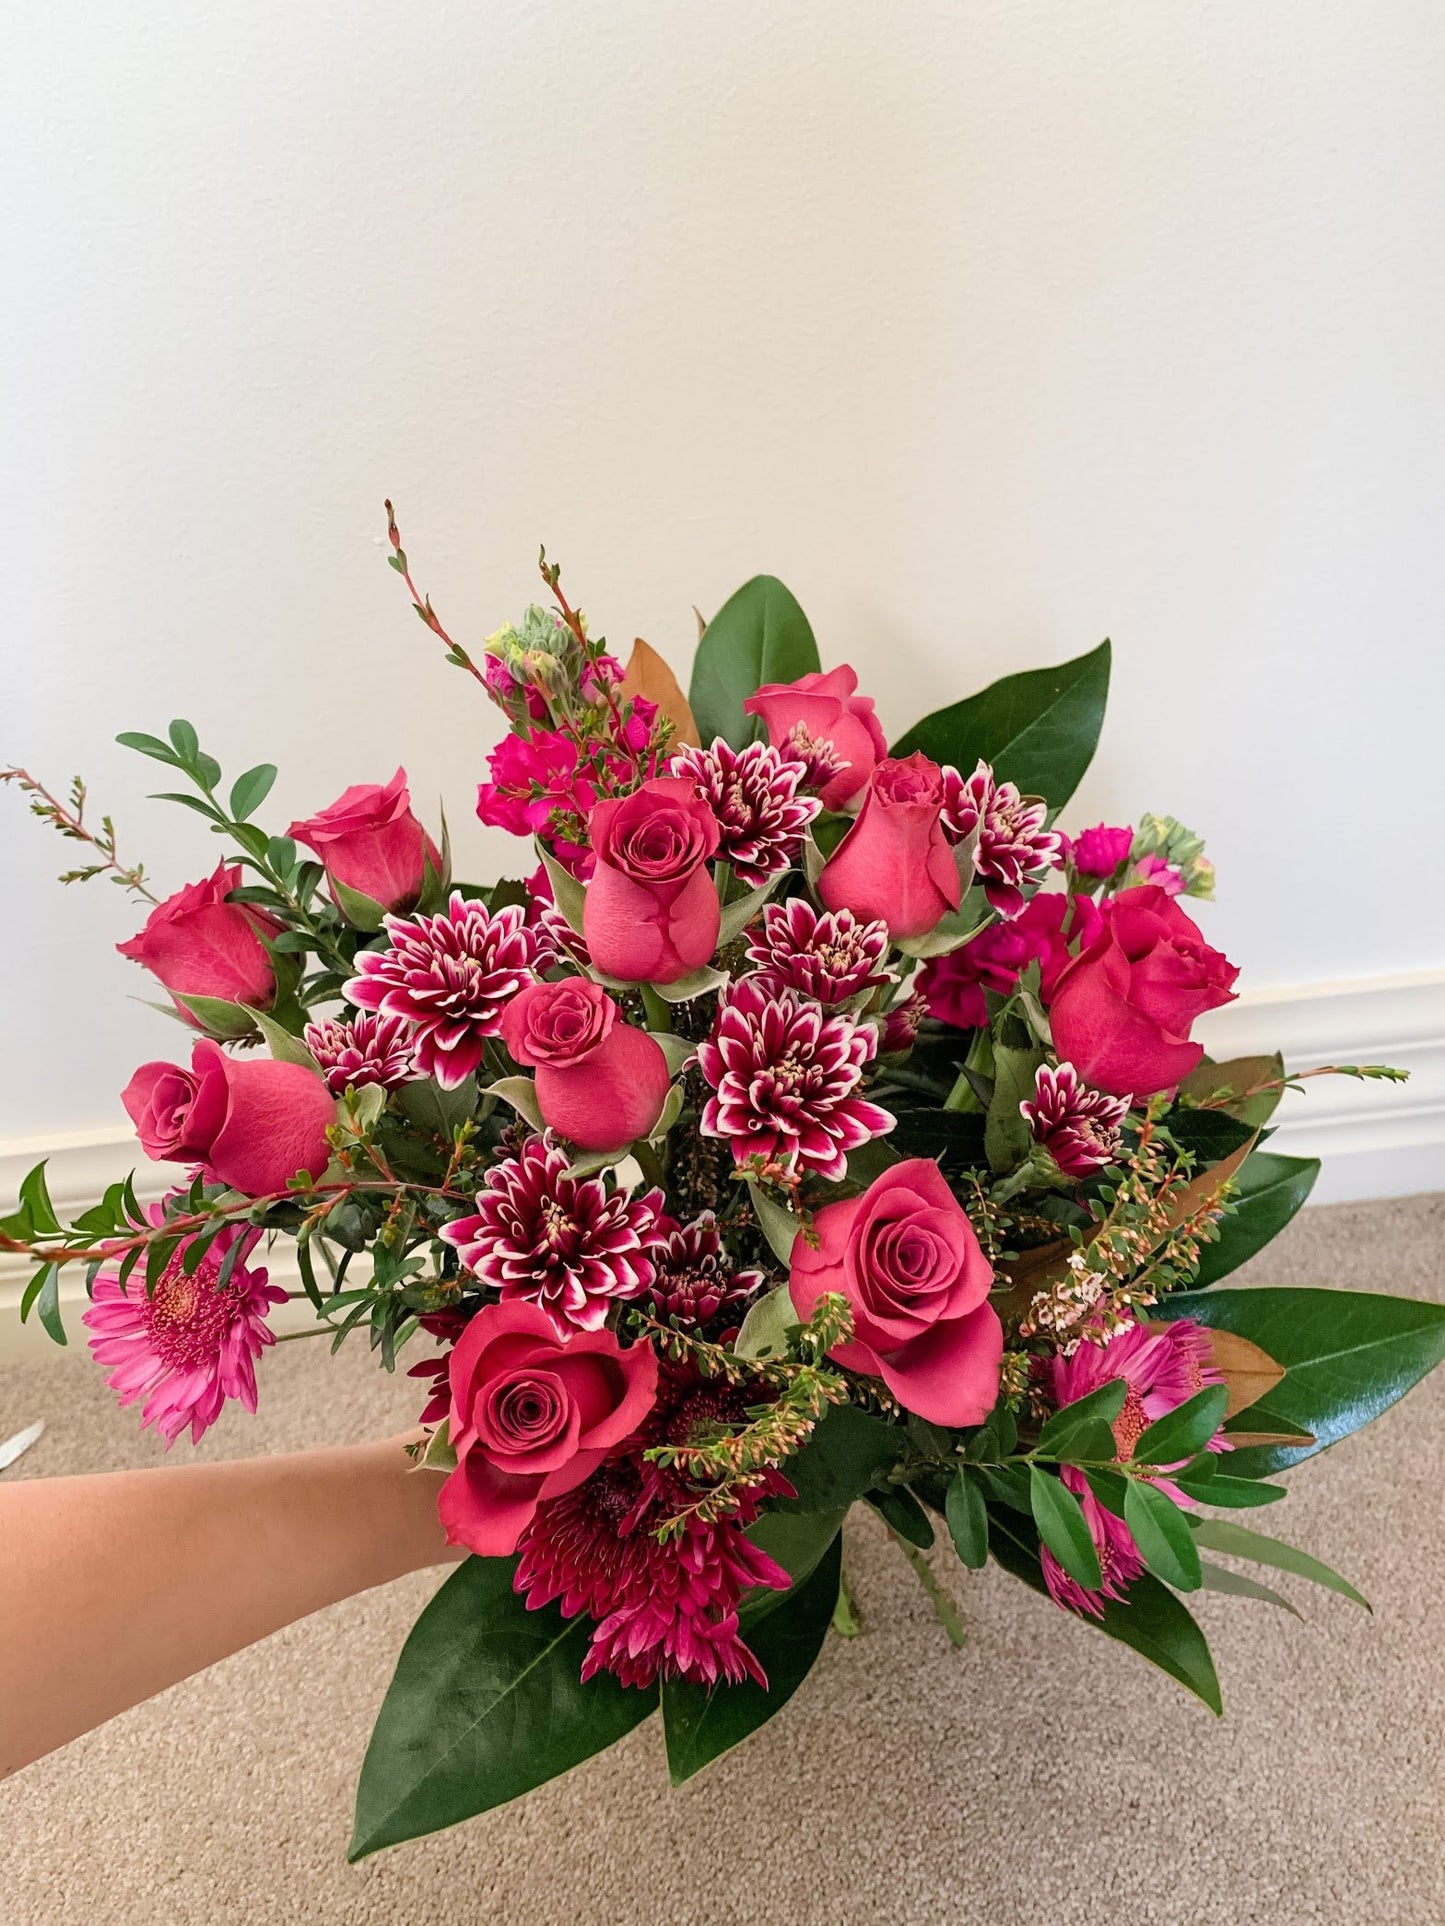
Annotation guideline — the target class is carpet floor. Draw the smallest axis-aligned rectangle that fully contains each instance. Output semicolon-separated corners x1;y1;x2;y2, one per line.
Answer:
1;1194;1443;1925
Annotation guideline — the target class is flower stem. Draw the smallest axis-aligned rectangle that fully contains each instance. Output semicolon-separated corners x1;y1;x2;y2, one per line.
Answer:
888;1528;968;1647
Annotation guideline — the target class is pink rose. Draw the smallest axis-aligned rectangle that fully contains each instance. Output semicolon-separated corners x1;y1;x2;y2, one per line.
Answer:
818;754;961;939
500;978;671;1151
289;768;440;914
117;862;282;1014
121;1039;335;1196
1048;884;1239;1098
583;777;722;983
743;665;888;811
789;1159;1002;1425
437;1300;658;1556
1068;823;1134;878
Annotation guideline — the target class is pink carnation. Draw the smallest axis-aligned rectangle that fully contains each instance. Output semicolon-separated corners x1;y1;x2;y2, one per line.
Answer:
1068;823;1134;879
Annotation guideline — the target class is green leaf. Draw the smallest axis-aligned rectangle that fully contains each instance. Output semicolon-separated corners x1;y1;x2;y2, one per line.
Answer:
116;729;183;767
1197;1557;1302;1618
1188;1518;1369;1610
944;1470;989;1570
18;1161;62;1235
481;1077;543;1131
866;1485;935;1549
1173;1472;1287;1509
733;1284;797;1362
1191;1152;1320;1287
774;1402;903;1516
534;839;587;936
171;992;258;1040
649;1032;696;1080
246;1005;323;1071
1029;1465;1100;1590
745;1181;800;1266
661;1530;839;1785
228;763;278;822
329;874;390;932
1124;1480;1202;1591
716;873;782;948
988;1509;1222;1713
167;717;200;763
34;1263;66;1345
1133;1385;1229;1465
1154;1286;1445;1477
1162;1105;1258;1165
647;964;730;1003
350;1555;657;1859
984;1038;1043;1175
688;576;821;751
1034;1378;1128;1465
396;1075;478;1137
891;640;1111;813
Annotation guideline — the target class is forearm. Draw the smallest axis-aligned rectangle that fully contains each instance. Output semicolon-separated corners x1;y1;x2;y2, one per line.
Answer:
0;1435;458;1777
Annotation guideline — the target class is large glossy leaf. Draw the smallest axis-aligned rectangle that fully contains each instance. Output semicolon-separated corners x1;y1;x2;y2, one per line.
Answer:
773;1402;904;1515
891;640;1110;812
688;576;820;750
661;1532;840;1785
1155;1286;1445;1477
988;1509;1222;1713
350;1556;656;1860
1192;1151;1320;1286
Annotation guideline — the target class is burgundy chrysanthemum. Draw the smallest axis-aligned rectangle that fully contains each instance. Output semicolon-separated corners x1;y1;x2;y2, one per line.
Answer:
344;892;536;1089
303;1010;417;1097
941;760;1064;918
877;987;928;1056
1020;1062;1129;1175
440;1135;665;1334
743;898;893;1008
514;1362;791;1689
779;721;847;796
669;738;822;887
645;1212;767;1331
697;978;894;1181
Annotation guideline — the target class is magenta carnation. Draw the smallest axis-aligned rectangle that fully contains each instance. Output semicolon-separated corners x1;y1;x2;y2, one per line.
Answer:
697;978;894;1181
743;898;892;1008
303;1010;416;1097
344;893;535;1089
1020;1062;1129;1175
83;1207;286;1446
440;1135;665;1334
1069;822;1134;878
941;760;1063;917
645;1212;767;1330
668;738;821;887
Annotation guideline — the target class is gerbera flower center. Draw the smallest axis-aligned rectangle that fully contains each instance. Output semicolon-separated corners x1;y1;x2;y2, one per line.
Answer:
1111;1383;1150;1460
142;1255;241;1369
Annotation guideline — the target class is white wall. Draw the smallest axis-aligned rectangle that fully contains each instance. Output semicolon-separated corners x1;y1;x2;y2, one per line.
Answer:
4;1;1444;1145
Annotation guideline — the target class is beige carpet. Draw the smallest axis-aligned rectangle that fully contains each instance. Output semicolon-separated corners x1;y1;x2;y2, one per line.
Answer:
2;1194;1443;1926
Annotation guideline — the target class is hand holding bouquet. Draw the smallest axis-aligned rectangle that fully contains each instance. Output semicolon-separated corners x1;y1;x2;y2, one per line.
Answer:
5;519;1440;1857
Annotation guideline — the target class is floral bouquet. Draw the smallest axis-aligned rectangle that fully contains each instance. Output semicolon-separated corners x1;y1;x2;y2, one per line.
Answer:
6;516;1444;1858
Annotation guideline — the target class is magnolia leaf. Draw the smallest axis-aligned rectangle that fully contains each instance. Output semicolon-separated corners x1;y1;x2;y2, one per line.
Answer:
620;637;700;748
482;1076;544;1131
688;575;821;750
172;991;258;1040
534;839;588;937
329;874;390;932
716;874;782;948
734;1285;799;1362
747;1181;801;1266
1191;1151;1320;1287
246;1004;323;1072
649;964;730;1004
1177;1053;1285;1127
1199;1327;1285;1420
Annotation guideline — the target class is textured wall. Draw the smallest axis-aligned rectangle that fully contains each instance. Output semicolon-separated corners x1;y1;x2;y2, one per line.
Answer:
4;2;1443;1134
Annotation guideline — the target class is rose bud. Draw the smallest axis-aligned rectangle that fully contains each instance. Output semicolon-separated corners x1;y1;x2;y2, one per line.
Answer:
117;862;282;1015
437;1300;658;1557
743;665;887;810
788;1158;1002;1426
288;767;441;916
818;753;961;939
501;978;671;1152
582;777;721;983
1047;884;1239;1097
121;1039;335;1196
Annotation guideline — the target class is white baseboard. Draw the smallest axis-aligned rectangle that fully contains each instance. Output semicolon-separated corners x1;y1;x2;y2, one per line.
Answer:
2;969;1441;1363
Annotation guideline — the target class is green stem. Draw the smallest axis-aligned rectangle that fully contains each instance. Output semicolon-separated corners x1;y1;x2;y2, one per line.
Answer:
831;1564;865;1638
639;983;672;1032
888;1529;967;1647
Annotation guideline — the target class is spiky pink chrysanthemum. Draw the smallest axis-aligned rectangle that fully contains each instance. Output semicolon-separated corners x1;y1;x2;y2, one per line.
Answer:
440;1135;665;1334
83;1206;286;1446
303;1010;417;1097
669;738;822;888
344;892;535;1089
941;760;1064;917
1041;1317;1226;1616
645;1211;767;1331
1020;1061;1129;1175
514;1362;791;1689
697;978;894;1181
743;898;893;1008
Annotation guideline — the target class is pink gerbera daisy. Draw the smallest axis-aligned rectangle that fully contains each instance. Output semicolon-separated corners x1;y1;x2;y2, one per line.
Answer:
83;1207;286;1445
344;892;536;1089
697;978;895;1181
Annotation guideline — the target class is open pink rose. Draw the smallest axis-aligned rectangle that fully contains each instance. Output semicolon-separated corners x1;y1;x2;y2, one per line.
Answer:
744;665;887;810
1048;884;1239;1098
117;862;282;1014
437;1300;658;1556
501;978;671;1151
583;777;721;983
789;1158;1002;1425
818;754;961;938
289;768;440;913
121;1039;335;1196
